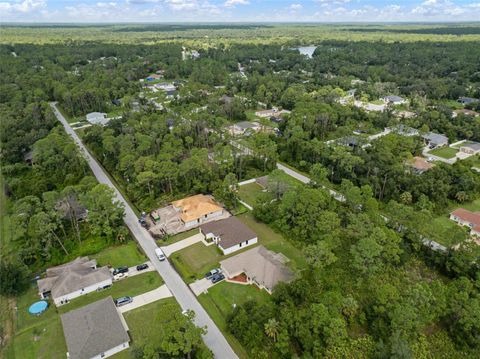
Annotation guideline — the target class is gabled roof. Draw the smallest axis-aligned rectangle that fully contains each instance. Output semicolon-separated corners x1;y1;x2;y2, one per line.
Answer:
61;297;129;359
220;245;294;291
200;217;257;250
38;257;111;298
423;132;448;145
451;208;480;229
172;194;223;223
384;95;404;102
461;142;480;151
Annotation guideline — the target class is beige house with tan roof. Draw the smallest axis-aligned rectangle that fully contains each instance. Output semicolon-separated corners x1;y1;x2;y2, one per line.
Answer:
37;257;112;306
172;194;224;229
220;245;295;294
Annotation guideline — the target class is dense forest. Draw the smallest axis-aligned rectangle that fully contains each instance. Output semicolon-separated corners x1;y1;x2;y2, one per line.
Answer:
1;27;480;358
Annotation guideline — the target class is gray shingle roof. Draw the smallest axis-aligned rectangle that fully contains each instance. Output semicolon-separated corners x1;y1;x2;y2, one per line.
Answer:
61;297;129;359
200;217;257;250
462;142;480;151
234;121;258;130
423;132;448;146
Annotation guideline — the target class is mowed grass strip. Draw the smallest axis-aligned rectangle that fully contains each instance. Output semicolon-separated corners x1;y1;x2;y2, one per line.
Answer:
93;241;146;268
429;147;458;159
58;271;163;314
171;243;222;283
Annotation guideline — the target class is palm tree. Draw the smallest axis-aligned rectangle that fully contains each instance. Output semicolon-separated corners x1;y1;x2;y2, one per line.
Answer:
264;318;279;342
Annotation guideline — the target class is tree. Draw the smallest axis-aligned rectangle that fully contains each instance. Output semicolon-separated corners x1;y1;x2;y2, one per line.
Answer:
0;261;29;296
264;318;280;342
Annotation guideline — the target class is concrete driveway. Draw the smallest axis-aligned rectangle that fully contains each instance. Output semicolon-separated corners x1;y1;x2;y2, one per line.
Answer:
118;284;172;313
190;278;218;296
161;233;208;257
112;261;154;281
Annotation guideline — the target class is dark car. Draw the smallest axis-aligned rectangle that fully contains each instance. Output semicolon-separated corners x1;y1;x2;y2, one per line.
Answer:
136;263;149;271
211;273;225;284
205;268;221;280
114;296;133;307
113;266;129;275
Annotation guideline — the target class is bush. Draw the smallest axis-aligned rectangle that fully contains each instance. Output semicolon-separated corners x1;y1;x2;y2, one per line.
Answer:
0;261;30;296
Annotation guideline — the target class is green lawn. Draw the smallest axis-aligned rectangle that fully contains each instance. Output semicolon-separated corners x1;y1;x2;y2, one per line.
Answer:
93;241;146;268
58;271;163;314
238;182;265;206
423;216;469;247
428;147;458;159
198;282;271;359
159;228;198;246
171;243;223;283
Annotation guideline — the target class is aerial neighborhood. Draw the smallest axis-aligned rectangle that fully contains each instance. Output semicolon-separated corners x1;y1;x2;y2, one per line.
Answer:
2;21;480;359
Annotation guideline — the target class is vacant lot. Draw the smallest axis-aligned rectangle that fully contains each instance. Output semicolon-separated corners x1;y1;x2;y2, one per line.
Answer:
198;282;270;359
238;182;265;206
429;147;458;159
93;241;146;268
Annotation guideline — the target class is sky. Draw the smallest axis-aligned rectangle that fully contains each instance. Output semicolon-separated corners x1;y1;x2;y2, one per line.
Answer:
1;0;480;23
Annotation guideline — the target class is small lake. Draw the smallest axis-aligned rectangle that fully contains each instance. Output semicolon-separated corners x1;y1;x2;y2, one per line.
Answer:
294;46;317;58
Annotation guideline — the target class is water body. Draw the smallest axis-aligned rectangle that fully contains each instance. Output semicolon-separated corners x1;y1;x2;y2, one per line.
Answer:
294;46;317;58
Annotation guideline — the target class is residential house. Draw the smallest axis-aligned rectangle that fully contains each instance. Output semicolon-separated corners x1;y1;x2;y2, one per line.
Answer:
228;121;261;136
55;195;88;222
146;73;162;81
383;95;406;105
220;245;295;294
457;97;479;105
393;110;416;119
459;142;480;155
255;108;290;118
337;135;363;149
422;132;449;148
406;156;434;175
172;194;224;229
154;83;176;97
37;257;112;306
200;216;258;255
60;296;130;359
450;208;480;237
354;100;386;112
86;112;109;126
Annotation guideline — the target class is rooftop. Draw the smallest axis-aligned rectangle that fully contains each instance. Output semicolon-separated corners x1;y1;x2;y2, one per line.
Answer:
451;208;480;230
172;194;223;223
423;132;448;144
461;142;480;151
200;216;257;250
61;297;129;359
234;121;260;130
38;257;111;299
220;245;294;292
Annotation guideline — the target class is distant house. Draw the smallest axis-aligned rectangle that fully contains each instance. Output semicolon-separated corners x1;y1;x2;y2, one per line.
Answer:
86;112;109;126
450;208;480;237
255;108;290;118
154;83;176;96
393;110;416;119
37;257;112;306
390;124;419;137
383;95;406;105
146;73;162;81
200;217;258;255
354;100;386;112
346;89;357;97
220;245;295;294
55;195;88;222
229;121;261;136
61;297;130;359
459;142;480;155
406;156;434;175
457;97;479;105
172;194;224;229
422;132;448;148
452;109;480;118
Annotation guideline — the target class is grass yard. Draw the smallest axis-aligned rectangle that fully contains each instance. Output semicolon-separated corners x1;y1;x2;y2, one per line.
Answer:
198;282;271;359
58;271;163;314
159;228;198;246
428;147;458;159
238;182;265;206
171;242;223;283
422;216;469;247
93;241;146;268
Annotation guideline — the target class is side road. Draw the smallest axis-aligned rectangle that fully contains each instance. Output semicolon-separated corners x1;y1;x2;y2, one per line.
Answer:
50;103;238;359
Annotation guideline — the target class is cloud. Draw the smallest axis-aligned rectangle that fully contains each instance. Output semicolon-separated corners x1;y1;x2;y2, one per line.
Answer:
0;0;46;13
224;0;249;8
289;3;302;10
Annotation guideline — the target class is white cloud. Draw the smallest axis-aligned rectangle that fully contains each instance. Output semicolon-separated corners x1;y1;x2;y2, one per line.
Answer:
224;0;249;8
289;3;302;10
0;0;46;13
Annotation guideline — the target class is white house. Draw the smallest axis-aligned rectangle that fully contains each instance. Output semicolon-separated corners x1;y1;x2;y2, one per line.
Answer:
172;194;224;229
450;208;480;237
86;112;109;125
61;297;130;359
459;142;480;155
200;216;258;255
37;257;112;306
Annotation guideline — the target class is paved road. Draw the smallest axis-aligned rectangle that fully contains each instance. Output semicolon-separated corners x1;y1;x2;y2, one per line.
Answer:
50;103;238;359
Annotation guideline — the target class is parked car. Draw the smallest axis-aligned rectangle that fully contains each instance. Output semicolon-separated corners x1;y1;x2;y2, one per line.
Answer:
155;248;166;261
136;263;149;271
211;273;225;284
114;272;129;281
113;266;129;275
114;296;133;307
205;268;221;279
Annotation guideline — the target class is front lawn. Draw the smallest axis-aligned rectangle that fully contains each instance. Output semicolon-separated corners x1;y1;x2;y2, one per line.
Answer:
238;182;265;206
93;241;146;268
198;282;271;359
422;216;469;247
428;147;458;159
159;228;198;246
170;243;222;283
58;271;163;314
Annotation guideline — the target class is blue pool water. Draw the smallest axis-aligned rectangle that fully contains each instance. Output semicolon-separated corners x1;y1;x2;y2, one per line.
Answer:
29;300;48;315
